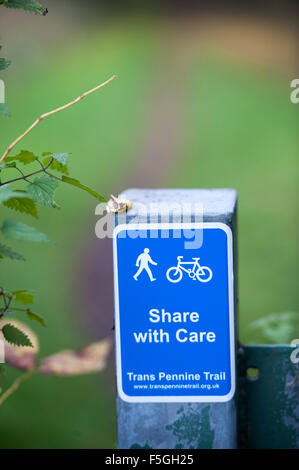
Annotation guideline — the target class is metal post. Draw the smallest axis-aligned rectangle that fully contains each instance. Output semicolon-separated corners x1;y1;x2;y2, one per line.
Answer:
113;189;238;449
238;345;299;449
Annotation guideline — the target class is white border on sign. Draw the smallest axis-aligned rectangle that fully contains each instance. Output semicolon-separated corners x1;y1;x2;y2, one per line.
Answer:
112;223;235;403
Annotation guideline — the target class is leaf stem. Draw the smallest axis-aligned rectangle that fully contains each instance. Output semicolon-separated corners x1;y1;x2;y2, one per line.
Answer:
4;307;27;312
0;158;54;186
0;370;35;406
0;292;13;317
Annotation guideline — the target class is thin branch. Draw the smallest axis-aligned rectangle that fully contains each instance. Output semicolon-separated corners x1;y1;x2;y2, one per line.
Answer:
0;157;54;186
36;158;46;170
0;75;117;165
43;171;61;182
14;166;25;178
2;294;8;310
0;370;35;406
6;295;12;311
0;293;11;317
0;305;27;313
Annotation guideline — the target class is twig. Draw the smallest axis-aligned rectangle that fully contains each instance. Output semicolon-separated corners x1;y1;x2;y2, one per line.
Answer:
0;157;55;186
0;75;117;165
0;370;35;406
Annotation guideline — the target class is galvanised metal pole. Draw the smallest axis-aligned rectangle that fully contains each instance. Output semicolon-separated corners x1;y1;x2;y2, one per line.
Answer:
113;189;238;449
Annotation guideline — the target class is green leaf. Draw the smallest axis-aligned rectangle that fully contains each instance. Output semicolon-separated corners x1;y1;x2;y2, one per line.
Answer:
2;323;33;347
62;176;106;202
3;0;44;15
52;153;69;165
0;58;11;70
0;103;11;117
0;243;25;261
6;150;37;165
0;185;29;204
43;156;68;175
3;194;38;218
1;219;51;243
27;176;59;206
12;290;34;304
26;309;45;327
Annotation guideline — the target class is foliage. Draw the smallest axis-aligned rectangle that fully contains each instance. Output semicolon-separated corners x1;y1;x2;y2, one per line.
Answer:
2;323;33;347
0;2;113;405
0;0;47;15
249;312;299;344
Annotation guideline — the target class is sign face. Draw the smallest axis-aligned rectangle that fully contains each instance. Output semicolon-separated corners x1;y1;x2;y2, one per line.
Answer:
113;223;235;403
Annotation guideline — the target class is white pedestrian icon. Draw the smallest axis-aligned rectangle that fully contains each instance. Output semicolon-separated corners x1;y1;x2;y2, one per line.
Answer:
133;248;158;282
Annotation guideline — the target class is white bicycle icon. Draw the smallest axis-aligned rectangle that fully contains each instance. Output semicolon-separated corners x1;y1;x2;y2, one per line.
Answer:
166;256;213;283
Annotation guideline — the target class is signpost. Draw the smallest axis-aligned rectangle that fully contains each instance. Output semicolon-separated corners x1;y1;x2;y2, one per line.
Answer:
114;223;235;403
113;189;238;449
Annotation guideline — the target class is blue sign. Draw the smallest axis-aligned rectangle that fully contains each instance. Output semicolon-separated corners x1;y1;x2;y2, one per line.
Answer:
113;223;235;403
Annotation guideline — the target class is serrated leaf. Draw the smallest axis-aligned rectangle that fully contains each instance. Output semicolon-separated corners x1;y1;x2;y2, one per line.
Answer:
27;176;59;206
3;0;44;14
6;150;37;165
43;156;68;175
12;290;34;304
62;176;106;202
0;243;25;261
0;103;11;116
26;309;45;327
0;58;11;70
0;185;29;204
3;195;38;218
2;323;33;348
1;219;51;243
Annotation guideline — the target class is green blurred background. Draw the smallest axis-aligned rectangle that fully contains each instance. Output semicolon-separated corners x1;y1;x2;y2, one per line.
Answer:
0;0;298;448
